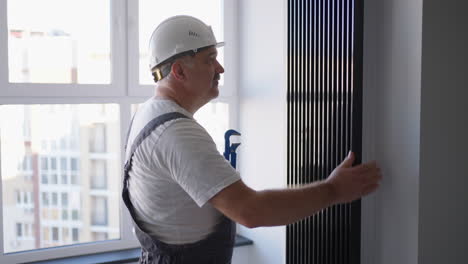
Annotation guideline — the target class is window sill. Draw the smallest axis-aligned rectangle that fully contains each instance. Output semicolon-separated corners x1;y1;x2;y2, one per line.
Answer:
27;235;253;264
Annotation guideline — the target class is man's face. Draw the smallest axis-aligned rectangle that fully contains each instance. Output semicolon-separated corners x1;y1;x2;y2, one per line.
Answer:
183;46;224;101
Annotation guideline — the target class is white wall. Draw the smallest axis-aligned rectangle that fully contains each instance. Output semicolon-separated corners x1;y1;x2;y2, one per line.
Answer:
362;0;423;263
418;1;468;263
237;0;287;263
364;0;468;263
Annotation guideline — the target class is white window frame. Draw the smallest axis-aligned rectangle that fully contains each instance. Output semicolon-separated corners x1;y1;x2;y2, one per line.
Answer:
0;0;238;263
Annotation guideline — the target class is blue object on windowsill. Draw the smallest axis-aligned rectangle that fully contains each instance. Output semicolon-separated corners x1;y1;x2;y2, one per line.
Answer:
224;129;241;169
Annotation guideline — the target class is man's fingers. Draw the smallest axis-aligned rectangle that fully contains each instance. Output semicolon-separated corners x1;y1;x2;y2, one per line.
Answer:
362;183;380;196
350;161;379;174
339;151;355;168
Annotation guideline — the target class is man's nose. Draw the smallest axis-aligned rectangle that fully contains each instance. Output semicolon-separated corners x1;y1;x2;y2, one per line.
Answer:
216;60;225;74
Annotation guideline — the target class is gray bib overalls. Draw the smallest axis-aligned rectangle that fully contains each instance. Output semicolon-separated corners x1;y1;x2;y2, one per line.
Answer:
122;112;236;264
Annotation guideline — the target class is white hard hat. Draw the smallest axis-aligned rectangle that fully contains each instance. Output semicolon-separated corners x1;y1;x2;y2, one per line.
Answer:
148;15;224;71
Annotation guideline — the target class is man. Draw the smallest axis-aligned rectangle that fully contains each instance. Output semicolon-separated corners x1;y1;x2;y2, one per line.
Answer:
123;15;382;264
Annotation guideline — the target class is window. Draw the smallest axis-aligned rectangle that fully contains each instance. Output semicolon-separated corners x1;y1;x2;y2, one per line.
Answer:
62;228;69;242
70;158;78;171
72;228;79;242
16;190;21;204
41;173;48;184
90;160;107;189
1;0;236;262
52;227;59;242
42;192;49;206
40;157;48;171
70;174;79;185
51;193;58;207
43;227;49;242
61;193;68;207
50;173;58;185
61;173;68;185
62;210;68;220
60;157;68;171
24;224;30;237
71;210;79;221
16;223;22;238
91;196;108;226
137;0;223;85
89;124;107;153
7;0;111;84
50;157;57;171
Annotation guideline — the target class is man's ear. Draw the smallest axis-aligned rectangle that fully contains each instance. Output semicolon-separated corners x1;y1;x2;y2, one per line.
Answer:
170;61;186;81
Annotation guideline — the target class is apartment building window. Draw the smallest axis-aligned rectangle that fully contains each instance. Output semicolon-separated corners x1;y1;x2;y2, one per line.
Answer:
62;228;69;242
60;157;67;171
24;224;30;238
70;157;79;185
89;124;107;153
16;223;22;238
52;227;59;242
1;0;237;262
70;158;78;172
51;193;58;207
61;193;68;207
91;196;108;226
40;157;48;171
61;173;68;185
90;160;107;189
62;210;68;220
50;157;57;171
41;173;48;184
50;173;58;185
71;210;79;221
41;192;49;207
70;174;79;185
15;191;21;204
72;228;79;242
43;228;49;242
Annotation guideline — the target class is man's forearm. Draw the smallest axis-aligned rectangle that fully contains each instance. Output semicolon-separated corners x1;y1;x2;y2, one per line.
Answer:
246;180;336;227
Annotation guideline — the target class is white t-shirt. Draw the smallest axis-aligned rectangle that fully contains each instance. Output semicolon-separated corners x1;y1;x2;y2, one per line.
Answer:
125;97;240;244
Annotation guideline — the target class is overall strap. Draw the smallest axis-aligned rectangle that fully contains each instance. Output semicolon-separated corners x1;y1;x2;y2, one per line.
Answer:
123;112;189;183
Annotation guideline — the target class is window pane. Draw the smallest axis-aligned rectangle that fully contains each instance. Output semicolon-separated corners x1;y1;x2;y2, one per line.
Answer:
138;0;224;85
195;102;230;153
7;0;111;84
1;104;121;253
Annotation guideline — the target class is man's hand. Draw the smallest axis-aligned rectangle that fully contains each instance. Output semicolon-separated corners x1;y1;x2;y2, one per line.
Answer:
325;151;382;204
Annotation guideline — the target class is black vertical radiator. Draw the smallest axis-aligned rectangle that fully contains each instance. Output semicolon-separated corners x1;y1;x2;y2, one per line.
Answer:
286;0;364;264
